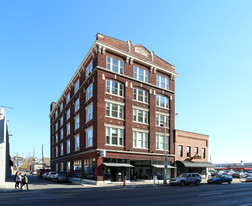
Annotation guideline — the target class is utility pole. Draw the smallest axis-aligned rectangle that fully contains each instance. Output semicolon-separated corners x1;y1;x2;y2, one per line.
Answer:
42;145;44;165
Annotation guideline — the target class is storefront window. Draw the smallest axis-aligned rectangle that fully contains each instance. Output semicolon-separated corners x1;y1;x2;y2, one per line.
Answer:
84;158;95;180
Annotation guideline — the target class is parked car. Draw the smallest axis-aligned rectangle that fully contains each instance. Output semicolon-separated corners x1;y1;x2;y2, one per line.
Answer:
246;175;252;182
207;175;232;184
232;172;247;178
48;171;57;180
42;172;50;179
52;173;69;183
169;173;201;186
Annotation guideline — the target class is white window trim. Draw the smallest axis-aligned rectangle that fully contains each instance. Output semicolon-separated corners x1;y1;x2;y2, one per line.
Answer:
133;131;148;149
86;61;93;79
74;98;80;112
156;134;169;151
74;80;80;94
66;123;70;136
85;126;93;148
105;123;125;130
106;80;124;97
85;102;93;123
156;94;170;109
156;75;169;90
66;139;70;154
105;127;124;147
133;108;148;124
156;114;169;128
134;66;148;83
86;83;93;102
74;115;80;130
74;134;80;151
106;56;124;74
106;102;124;120
133;88;149;104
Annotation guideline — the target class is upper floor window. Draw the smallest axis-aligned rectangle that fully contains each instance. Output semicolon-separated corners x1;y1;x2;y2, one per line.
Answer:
66;123;70;136
86;126;93;148
74;80;79;94
202;148;206;159
55;133;58;143
156;95;169;109
86;84;93;102
55;110;58;118
134;66;148;83
156;134;168;151
66;108;70;120
55;122;58;131
60;116;63;126
133;108;148;124
60;143;64;156
106;127;124;146
86;103;93;122
66;139;70;154
55;146;58;158
74;98;79;112
86;61;93;79
133;88;148;103
74;115;79;130
133;131;148;149
179;145;183;157
156;114;169;127
156;75;169;90
60;103;63;112
187;146;191;157
106;102;124;119
66;93;70;104
106;80;124;97
106;56;124;74
74;134;80;151
60;129;63;140
195;147;199;155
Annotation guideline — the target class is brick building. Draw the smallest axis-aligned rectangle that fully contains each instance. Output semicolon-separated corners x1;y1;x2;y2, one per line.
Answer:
174;130;214;177
49;33;178;184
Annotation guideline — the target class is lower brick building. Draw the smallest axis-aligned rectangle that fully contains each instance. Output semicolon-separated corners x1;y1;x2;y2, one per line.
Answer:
174;130;214;178
49;34;178;184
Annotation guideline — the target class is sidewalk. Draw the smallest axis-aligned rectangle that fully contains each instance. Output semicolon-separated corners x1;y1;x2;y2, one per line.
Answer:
0;178;17;193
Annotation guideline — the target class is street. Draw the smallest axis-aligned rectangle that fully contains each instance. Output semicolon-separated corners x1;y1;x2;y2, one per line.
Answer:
1;175;252;206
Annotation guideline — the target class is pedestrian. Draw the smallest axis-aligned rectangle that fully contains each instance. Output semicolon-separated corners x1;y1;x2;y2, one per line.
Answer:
21;174;29;190
14;171;19;189
17;173;22;189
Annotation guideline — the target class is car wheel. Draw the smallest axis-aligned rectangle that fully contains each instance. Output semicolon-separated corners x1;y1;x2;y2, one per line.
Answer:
195;180;200;186
180;181;185;186
228;181;231;184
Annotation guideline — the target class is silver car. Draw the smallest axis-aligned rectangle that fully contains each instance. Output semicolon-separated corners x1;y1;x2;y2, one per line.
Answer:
170;173;202;186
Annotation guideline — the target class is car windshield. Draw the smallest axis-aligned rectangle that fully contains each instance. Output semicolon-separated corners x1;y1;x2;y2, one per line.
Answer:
178;174;188;178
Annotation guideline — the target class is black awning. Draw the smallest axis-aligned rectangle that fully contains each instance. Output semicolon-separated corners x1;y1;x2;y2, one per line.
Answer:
176;161;215;168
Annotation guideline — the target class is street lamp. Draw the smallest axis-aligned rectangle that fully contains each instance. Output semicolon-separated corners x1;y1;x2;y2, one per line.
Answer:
162;113;178;185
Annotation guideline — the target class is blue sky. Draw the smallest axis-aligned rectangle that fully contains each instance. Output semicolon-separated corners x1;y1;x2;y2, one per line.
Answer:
0;0;251;163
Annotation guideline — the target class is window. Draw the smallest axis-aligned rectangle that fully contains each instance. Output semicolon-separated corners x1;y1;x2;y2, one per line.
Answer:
66;139;70;154
55;146;58;158
133;109;148;124
133;88;148;103
51;148;54;159
156;75;169;89
60;103;63;112
56;163;58;172
60;162;64;172
66;123;70;136
74;80;79;94
106;80;124;97
202;148;206;159
60;143;63;156
156;114;169;127
187;146;191;157
86;61;93;79
60;116;63;126
86;84;93;102
74;115;79;130
156;95;169;109
133;131;148;149
60;129;63;140
74;134;80;151
179;145;183;157
86;126;93;147
55;110;58;118
66;108;70;120
51;135;54;145
55;122;58;131
86;103;93;122
106;127;124;146
73;160;82;173
106;102;124;119
84;158;96;180
74;98;79;112
66;161;71;172
156;134;168;151
106;56;124;74
55;133;58;143
66;93;70;104
134;66;148;83
195;147;199;155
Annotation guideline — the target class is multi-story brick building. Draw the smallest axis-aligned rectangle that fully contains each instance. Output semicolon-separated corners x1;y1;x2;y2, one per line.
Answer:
49;33;178;184
174;130;214;177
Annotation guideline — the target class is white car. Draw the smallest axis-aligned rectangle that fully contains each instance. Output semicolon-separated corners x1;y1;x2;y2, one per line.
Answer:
246;175;252;182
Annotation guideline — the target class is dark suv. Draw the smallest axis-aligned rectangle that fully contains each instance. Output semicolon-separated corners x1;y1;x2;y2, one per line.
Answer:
169;173;201;186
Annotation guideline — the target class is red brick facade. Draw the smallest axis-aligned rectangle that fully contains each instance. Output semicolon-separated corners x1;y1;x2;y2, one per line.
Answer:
49;33;178;183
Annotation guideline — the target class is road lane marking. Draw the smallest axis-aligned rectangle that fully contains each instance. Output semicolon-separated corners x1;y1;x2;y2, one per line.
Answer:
21;196;75;200
198;192;223;197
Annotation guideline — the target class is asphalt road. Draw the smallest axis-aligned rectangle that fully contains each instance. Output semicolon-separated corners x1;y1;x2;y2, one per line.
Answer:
1;175;252;206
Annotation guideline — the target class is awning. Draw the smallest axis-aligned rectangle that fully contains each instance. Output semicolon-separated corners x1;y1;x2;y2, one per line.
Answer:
103;163;134;168
176;161;215;168
152;164;177;169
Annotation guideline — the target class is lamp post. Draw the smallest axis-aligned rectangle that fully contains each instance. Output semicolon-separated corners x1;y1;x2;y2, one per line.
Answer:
163;113;178;185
